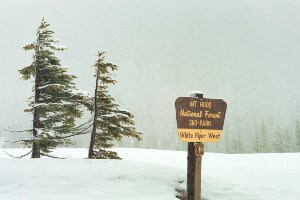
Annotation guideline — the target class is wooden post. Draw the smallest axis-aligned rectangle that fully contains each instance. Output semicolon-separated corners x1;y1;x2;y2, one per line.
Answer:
187;92;203;200
176;92;226;199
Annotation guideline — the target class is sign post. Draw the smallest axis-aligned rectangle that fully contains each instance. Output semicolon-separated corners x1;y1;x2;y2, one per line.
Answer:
175;92;227;200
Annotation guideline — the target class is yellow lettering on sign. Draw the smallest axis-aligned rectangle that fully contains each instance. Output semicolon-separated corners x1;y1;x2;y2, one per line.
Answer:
178;129;223;142
199;101;212;108
180;109;203;118
204;111;222;119
190;101;198;107
188;119;212;127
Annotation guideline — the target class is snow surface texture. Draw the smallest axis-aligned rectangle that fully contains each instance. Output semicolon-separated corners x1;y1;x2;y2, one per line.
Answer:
0;148;300;200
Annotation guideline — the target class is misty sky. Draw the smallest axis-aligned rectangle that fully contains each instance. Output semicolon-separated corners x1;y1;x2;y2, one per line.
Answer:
1;0;300;145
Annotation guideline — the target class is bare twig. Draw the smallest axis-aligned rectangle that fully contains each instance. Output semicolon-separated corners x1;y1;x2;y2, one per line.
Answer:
41;152;66;159
4;128;32;133
4;149;32;158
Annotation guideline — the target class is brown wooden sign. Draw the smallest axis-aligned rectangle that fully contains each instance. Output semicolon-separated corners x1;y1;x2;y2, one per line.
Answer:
175;97;227;142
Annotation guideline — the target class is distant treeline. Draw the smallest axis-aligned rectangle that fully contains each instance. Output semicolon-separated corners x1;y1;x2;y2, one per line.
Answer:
115;116;300;154
3;117;300;154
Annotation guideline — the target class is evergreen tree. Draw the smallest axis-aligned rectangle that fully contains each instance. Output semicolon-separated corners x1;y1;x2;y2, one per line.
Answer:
223;128;232;153
19;19;90;158
296;120;300;152
285;128;292;152
251;117;259;153
272;126;284;153
232;121;244;153
257;121;269;152
252;132;259;153
88;51;141;159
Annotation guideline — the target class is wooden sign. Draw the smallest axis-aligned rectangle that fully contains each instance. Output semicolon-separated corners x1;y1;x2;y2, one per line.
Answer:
175;97;227;142
195;143;204;156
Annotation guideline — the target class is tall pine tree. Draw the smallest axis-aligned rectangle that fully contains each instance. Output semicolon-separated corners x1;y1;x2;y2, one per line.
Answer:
296;120;300;152
272;125;285;153
88;51;141;159
257;121;269;152
19;19;90;158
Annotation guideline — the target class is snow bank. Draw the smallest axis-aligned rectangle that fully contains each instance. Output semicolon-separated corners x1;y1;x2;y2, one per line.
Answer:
0;150;184;200
1;148;300;200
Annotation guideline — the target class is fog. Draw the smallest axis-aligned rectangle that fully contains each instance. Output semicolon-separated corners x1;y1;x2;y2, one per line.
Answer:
1;0;299;152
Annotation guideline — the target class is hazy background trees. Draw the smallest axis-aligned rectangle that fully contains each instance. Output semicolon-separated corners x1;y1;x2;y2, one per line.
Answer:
1;0;300;153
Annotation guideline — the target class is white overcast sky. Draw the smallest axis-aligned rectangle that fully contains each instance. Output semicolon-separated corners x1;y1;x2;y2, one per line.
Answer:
0;0;299;138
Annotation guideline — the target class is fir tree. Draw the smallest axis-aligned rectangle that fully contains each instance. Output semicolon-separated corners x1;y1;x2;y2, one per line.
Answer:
257;121;269;152
223;128;232;153
88;51;141;159
18;19;90;158
285;128;292;152
272;126;284;153
296;120;300;152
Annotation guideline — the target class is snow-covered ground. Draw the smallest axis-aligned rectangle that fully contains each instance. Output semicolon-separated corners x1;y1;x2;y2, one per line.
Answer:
0;148;300;200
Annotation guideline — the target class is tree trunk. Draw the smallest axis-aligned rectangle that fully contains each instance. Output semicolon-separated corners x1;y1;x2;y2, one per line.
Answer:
88;62;100;159
31;40;41;158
